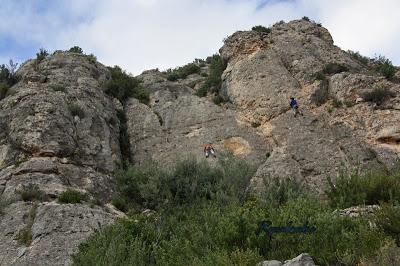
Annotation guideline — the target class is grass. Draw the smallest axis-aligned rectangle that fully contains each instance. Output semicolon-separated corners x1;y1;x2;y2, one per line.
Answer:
58;189;88;204
16;183;47;202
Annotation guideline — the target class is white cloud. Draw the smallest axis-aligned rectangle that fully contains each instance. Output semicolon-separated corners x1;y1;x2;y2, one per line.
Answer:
0;0;399;74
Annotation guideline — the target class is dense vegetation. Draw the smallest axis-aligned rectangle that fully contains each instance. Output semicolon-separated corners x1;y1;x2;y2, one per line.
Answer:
196;54;227;98
373;55;396;79
164;63;201;81
0;59;19;100
73;156;400;266
251;25;271;34
362;87;395;105
106;65;149;104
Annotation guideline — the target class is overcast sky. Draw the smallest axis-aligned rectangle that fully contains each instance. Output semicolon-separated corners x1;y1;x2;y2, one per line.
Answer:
0;0;399;74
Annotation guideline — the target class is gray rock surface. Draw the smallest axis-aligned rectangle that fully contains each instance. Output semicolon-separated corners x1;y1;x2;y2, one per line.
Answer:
257;253;316;266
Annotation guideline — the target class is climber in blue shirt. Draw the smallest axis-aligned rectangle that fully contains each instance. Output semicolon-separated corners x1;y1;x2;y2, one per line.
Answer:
290;97;303;117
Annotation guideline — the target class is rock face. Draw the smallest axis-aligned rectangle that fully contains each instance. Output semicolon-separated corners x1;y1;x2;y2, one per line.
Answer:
0;19;399;265
257;253;316;266
0;52;119;265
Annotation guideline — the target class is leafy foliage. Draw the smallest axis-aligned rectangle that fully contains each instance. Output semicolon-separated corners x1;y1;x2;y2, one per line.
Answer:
326;170;400;208
36;48;49;63
106;66;149;104
302;16;310;21
58;189;88;204
373;55;396;79
196;54;227;98
251;25;271;34
68;103;85;119
322;63;349;75
112;154;255;211
374;204;400;245
362;87;395;105
0;60;19;100
165;63;201;81
16;183;47;202
68;46;84;54
347;50;370;65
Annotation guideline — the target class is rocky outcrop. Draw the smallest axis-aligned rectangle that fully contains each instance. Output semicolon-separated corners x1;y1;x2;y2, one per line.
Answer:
126;71;270;166
0;52;119;265
257;253;316;266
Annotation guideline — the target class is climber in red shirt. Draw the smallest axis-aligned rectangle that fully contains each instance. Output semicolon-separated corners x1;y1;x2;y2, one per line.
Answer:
203;143;216;158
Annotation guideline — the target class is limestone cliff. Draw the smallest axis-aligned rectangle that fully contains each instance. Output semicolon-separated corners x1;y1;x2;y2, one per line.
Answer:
0;19;399;265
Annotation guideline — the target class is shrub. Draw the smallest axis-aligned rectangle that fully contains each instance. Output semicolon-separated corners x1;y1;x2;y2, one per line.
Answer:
36;48;49;63
50;84;66;92
361;239;400;266
314;71;326;81
17;203;37;246
260;177;305;208
116;109;132;168
362;87;395;105
302;16;310;21
212;95;224;105
374;204;400;245
195;54;227;97
73;196;389;266
68;103;85;119
112;154;255;211
251;25;271;34
331;96;343;108
327;170;400;208
68;46;84;54
16;183;47;202
322;63;349;75
58;189;88;204
0;60;19;100
106;66;149;104
165;63;201;81
347;50;370;65
374;55;396;79
87;54;97;64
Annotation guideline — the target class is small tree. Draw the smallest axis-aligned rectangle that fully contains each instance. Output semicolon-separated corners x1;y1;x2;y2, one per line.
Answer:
68;46;84;54
36;48;49;63
374;56;396;79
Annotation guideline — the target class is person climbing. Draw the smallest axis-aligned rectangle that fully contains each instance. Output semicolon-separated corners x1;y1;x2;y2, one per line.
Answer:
290;97;303;117
203;143;216;158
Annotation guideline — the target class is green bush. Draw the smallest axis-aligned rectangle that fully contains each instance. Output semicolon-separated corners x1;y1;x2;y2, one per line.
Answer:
251;25;271;34
323;63;349;75
36;48;49;63
302;16;310;21
68;46;84;54
314;71;326;81
362;87;395;105
374;204;400;245
68;103;85;119
58;189;88;204
73;196;389;266
196;54;227;97
112;154;255;211
17;203;37;246
106;66;149;104
260;177;305;208
16;183;47;202
87;54;97;64
116;110;132;169
347;50;370;65
50;84;66;92
361;239;400;266
165;63;201;81
327;170;400;208
0;60;19;100
374;55;396;79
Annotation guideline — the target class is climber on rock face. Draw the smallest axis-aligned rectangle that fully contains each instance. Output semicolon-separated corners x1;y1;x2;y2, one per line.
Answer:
203;143;216;158
290;97;303;117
